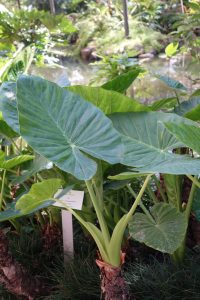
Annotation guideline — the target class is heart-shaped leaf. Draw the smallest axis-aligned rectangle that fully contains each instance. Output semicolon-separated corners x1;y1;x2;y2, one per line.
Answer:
110;112;200;174
129;203;187;254
17;75;123;180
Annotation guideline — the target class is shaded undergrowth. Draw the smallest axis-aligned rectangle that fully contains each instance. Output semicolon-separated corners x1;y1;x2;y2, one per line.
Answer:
1;226;200;300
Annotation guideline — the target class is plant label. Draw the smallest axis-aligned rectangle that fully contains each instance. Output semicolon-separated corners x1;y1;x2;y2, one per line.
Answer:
54;189;84;210
62;210;74;261
53;189;84;261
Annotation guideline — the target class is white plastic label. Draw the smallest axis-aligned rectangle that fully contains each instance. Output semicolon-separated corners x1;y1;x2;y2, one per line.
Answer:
54;189;84;210
62;210;74;260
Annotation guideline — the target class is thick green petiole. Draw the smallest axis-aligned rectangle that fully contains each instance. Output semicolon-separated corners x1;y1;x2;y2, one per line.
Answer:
107;174;152;266
126;183;155;223
124;175;152;223
85;180;110;246
172;176;197;264
0;170;6;211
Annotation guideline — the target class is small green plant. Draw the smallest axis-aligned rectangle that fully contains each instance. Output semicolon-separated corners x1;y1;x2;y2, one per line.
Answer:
165;41;179;58
170;1;200;61
90;53;141;86
0;45;35;83
0;9;76;59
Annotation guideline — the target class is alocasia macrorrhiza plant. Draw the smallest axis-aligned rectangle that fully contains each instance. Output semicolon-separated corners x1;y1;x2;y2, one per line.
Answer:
1;75;146;299
1;74;200;299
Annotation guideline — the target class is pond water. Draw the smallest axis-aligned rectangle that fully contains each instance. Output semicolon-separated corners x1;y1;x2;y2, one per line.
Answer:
30;55;200;105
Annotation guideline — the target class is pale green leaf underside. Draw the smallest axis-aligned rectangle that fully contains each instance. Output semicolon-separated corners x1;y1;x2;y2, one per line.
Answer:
110;112;200;174
17;75;123;180
129;203;187;254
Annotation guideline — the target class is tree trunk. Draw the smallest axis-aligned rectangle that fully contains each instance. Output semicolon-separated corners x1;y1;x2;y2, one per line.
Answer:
0;230;47;299
96;256;134;300
107;0;114;15
49;0;56;15
122;0;129;38
17;0;21;9
180;0;185;13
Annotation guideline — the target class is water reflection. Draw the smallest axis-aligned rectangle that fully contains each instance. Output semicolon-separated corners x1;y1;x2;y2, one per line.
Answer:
31;55;200;105
133;55;200;104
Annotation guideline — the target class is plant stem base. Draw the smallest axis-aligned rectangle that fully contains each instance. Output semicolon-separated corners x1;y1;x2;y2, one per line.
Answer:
96;259;134;300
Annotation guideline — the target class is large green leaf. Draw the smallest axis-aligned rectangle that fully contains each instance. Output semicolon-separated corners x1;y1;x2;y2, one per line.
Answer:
164;122;200;154
0;81;19;133
0;150;33;170
101;68;141;93
110;112;200;174
16;179;62;214
129;203;187;254
67;85;148;114
17;75;123;180
155;74;187;91
174;97;200;121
